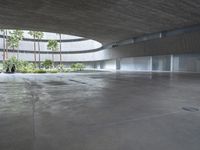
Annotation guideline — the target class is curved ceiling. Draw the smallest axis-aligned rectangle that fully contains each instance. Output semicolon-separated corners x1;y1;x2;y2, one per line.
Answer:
1;30;85;40
0;30;103;52
0;0;200;45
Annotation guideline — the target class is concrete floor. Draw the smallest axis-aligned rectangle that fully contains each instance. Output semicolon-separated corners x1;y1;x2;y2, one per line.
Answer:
0;72;200;150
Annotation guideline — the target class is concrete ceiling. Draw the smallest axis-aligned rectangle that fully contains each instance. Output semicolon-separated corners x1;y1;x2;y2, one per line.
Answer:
0;0;200;45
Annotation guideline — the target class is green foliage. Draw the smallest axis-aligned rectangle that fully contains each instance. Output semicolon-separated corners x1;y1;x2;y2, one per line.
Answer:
14;30;24;40
70;63;85;71
47;40;58;52
8;30;24;49
2;57;81;74
3;57;60;73
3;56;34;73
42;59;53;69
8;35;19;49
28;31;44;40
65;68;71;72
57;64;65;72
33;69;46;73
3;56;18;71
46;69;58;73
0;63;3;71
35;31;44;40
18;63;35;73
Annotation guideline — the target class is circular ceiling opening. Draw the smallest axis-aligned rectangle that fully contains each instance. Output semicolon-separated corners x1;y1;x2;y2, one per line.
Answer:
0;29;103;52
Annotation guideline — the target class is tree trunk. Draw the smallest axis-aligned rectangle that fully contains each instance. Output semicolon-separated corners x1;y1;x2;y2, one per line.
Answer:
2;31;5;62
33;36;36;67
5;30;8;59
38;41;41;68
59;34;62;65
52;53;54;68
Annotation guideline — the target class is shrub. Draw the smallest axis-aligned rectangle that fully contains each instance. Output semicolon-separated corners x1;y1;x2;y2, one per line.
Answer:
3;56;33;73
0;63;3;72
18;63;35;73
3;56;18;72
33;69;46;73
42;59;53;69
56;64;65;72
46;69;58;73
65;68;71;72
70;63;85;71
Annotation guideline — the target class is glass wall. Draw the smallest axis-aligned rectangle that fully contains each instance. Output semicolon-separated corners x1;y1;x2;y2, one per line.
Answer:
173;54;200;72
120;56;151;71
152;55;171;71
102;60;116;70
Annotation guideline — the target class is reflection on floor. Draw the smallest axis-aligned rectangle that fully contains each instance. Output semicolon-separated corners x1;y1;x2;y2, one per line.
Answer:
0;72;200;150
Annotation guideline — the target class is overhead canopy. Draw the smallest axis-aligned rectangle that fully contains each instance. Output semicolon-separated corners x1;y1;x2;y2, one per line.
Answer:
0;0;200;45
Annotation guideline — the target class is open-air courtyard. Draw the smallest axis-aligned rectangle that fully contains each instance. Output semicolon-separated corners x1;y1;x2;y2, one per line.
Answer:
0;72;200;150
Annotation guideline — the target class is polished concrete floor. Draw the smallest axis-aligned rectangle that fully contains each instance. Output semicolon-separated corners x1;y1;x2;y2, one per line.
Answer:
0;72;200;150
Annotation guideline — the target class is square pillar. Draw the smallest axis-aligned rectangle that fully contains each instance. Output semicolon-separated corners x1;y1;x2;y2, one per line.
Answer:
149;56;153;72
116;58;121;70
170;54;174;72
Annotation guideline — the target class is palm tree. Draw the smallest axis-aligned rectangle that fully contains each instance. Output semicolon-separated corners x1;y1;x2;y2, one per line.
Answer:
28;31;44;68
15;30;23;60
47;40;58;67
8;30;24;60
5;30;8;59
59;33;62;65
28;31;37;66
8;34;18;58
35;32;44;68
56;33;62;65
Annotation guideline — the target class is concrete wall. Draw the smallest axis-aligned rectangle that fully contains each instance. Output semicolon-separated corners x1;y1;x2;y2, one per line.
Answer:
17;40;101;52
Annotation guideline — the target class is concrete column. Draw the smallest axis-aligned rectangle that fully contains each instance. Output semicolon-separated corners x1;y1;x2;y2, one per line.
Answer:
116;58;121;70
149;56;153;72
94;62;97;69
100;61;104;69
159;32;162;38
170;54;174;72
